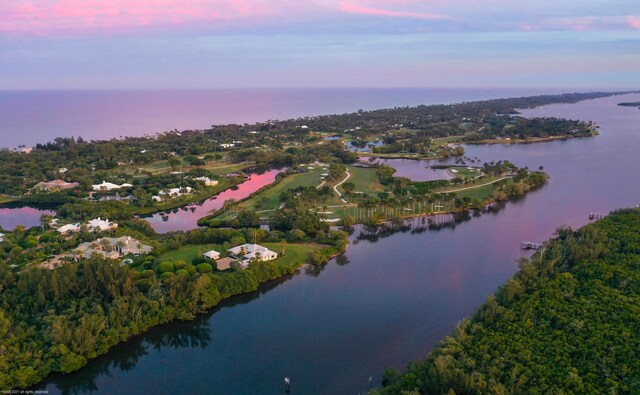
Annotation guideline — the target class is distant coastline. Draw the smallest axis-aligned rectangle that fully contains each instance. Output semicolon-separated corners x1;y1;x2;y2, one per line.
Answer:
0;88;628;149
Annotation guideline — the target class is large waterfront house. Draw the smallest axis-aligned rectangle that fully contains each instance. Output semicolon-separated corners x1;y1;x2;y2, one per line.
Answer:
202;250;221;260
32;179;79;192
57;218;118;234
227;243;278;267
92;181;134;191
73;236;152;260
57;223;81;234
86;218;118;232
194;177;219;186
152;186;193;202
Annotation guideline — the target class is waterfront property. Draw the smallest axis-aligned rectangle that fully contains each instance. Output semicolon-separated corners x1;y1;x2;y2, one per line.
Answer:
152;186;193;202
56;218;118;234
228;243;278;267
194;176;219;186
202;250;221;260
56;223;81;234
92;181;134;191
87;218;118;232
73;236;152;260
214;257;235;271
32;179;79;192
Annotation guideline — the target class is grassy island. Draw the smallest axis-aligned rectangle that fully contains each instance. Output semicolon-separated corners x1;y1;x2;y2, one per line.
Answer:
375;208;640;394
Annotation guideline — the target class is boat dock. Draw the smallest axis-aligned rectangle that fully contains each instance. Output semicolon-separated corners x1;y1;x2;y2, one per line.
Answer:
521;241;543;250
589;212;607;220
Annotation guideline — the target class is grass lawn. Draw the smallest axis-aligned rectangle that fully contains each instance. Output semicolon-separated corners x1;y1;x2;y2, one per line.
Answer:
158;243;223;263
431;136;464;147
436;176;512;201
446;166;482;178
262;242;325;267
454;184;495;200
238;168;327;211
134;158;250;175
158;242;326;268
0;194;16;204
341;166;386;195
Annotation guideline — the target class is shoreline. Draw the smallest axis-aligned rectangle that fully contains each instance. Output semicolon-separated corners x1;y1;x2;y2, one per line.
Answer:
32;245;344;391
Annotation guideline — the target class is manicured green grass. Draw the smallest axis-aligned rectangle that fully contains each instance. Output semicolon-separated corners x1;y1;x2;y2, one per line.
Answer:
134;159;249;175
341;166;387;194
454;184;495;200
157;242;326;268
0;194;16;204
446;166;482;178
262;242;325;267
431;136;463;147
158;243;223;262
437;176;512;201
239;168;327;211
202;163;250;176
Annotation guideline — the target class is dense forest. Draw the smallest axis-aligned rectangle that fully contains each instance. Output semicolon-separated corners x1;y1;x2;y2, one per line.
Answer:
0;225;347;389
375;208;640;394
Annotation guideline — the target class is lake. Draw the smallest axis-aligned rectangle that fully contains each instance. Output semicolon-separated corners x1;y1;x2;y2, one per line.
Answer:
38;93;640;394
0;205;56;231
141;168;282;233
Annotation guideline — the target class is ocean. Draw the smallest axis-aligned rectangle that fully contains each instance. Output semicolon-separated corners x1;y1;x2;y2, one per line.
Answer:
0;87;574;149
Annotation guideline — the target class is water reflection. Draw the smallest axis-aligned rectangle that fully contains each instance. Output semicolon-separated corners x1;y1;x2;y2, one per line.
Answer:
141;168;283;233
40;275;295;395
35;94;640;395
359;157;454;181
0;205;56;230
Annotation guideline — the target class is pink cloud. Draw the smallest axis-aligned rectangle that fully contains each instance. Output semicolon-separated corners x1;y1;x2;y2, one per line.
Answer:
519;15;638;32
0;0;276;36
338;1;451;20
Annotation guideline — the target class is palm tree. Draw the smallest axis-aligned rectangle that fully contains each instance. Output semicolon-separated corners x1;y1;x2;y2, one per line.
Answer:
40;214;53;231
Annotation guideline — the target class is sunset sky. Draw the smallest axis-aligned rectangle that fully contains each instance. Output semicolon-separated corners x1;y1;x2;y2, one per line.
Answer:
1;0;639;89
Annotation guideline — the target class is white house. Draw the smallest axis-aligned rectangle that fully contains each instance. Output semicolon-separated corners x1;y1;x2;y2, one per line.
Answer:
194;177;219;186
203;250;221;260
0;233;4;242
220;143;235;149
152;186;193;202
87;218;118;232
74;236;152;260
92;181;133;191
227;243;278;265
57;224;81;234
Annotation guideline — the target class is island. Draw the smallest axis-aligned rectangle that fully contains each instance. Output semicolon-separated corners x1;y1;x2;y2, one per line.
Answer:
618;101;640;109
0;91;628;389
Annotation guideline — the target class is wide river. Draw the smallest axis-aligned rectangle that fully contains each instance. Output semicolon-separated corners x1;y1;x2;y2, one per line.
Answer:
40;94;640;394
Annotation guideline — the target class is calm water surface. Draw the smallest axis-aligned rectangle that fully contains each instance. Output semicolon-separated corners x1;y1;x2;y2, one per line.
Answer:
141;169;282;233
362;158;454;182
38;93;640;394
1;88;570;149
0;206;55;231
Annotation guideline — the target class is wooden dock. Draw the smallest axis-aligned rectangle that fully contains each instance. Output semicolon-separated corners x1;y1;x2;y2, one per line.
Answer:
521;241;543;250
589;212;607;220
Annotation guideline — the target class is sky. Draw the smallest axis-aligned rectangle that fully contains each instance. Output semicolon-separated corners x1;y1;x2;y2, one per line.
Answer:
0;0;639;89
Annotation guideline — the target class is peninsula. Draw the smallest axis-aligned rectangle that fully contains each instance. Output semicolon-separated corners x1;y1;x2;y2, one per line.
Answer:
0;91;627;389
